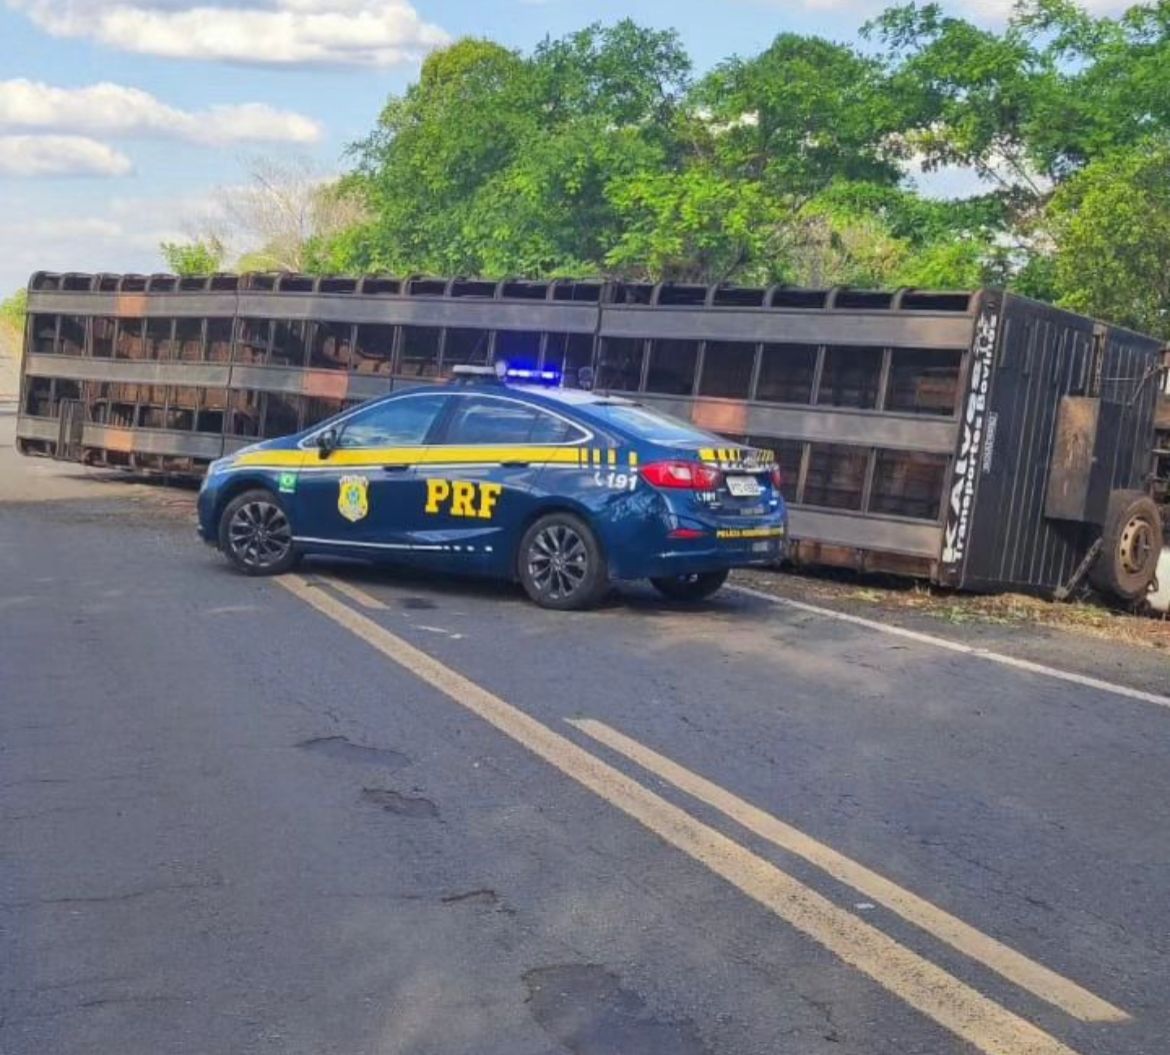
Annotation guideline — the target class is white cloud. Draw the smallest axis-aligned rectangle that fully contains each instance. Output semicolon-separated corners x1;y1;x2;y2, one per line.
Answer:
0;79;321;146
8;0;450;66
745;0;1131;17
0;135;133;177
0;189;220;292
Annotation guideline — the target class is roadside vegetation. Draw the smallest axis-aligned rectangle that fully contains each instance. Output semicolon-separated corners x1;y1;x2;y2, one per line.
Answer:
0;288;24;396
166;1;1170;338
1;288;26;331
0;288;26;371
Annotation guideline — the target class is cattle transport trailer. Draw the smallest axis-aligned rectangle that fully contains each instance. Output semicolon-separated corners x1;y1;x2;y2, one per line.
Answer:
15;271;1168;602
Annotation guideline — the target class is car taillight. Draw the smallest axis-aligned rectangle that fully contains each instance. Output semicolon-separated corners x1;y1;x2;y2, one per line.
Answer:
770;466;783;492
641;460;723;490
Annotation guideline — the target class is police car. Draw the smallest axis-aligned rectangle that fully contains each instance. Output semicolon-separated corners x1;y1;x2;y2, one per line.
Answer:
196;366;788;610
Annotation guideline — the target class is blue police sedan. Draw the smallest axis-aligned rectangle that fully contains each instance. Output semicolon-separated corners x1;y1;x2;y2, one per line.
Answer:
196;369;787;609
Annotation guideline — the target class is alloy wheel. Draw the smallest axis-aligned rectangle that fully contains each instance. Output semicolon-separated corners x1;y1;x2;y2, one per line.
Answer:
527;523;588;601
228;500;292;570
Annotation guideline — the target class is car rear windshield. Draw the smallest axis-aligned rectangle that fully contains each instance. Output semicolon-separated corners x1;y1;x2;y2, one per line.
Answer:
588;403;722;446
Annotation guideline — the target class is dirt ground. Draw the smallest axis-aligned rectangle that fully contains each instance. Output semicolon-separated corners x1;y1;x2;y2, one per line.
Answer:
733;564;1170;654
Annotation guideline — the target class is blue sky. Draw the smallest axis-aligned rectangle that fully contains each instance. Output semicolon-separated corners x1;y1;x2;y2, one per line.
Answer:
0;0;1110;294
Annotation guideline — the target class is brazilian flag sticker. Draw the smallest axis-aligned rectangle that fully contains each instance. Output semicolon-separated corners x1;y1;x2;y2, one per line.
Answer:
278;472;298;494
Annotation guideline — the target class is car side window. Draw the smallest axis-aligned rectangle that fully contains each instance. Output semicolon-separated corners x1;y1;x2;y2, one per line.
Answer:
442;396;586;445
336;393;447;449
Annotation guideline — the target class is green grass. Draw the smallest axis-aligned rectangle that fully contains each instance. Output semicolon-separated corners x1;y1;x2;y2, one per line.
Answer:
1;288;26;330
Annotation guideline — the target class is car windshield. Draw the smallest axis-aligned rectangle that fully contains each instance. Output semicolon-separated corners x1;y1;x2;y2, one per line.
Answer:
587;402;723;446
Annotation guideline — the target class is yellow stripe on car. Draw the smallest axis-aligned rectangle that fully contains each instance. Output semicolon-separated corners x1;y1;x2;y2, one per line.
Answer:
716;527;785;539
234;445;588;471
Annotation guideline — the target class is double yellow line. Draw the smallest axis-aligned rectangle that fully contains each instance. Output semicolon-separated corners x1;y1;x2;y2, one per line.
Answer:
279;574;1127;1055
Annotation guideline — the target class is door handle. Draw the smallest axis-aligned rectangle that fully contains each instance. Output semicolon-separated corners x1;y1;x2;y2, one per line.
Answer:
501;461;530;468
381;464;411;473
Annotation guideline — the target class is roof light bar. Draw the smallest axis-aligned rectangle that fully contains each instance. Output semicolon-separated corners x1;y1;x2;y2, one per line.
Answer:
505;367;560;384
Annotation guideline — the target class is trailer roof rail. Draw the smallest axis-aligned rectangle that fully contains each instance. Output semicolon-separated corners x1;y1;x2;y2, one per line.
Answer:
22;270;981;314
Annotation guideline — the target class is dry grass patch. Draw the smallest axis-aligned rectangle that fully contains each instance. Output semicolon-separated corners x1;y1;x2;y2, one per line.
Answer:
733;567;1170;653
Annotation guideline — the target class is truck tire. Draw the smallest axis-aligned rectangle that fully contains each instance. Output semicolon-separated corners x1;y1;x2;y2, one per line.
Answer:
1089;490;1163;602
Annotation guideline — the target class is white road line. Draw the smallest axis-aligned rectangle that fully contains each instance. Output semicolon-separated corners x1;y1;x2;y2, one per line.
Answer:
413;624;464;639
729;585;1170;710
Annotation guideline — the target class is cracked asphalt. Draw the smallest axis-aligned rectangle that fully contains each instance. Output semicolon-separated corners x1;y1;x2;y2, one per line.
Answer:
2;404;1169;1055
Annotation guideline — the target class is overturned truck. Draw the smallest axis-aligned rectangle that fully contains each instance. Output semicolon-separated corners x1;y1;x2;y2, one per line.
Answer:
16;271;1169;603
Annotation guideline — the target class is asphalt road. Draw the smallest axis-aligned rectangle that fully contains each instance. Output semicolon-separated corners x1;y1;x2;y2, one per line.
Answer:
2;408;1168;1055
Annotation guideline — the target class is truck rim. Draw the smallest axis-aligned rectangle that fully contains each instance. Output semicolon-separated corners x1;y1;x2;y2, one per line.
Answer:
1119;514;1156;576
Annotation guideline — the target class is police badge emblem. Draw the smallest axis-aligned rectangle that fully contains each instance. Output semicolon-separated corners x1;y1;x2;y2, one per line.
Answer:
337;475;370;523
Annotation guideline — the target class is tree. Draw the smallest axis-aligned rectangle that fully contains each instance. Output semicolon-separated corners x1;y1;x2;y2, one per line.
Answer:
291;5;1170;325
605;167;786;283
1048;141;1170;337
530;21;691;130
336;23;692;278
168;156;368;274
160;238;225;276
341;38;538;275
1;288;27;330
693;34;905;198
867;4;1057;198
221;157;368;273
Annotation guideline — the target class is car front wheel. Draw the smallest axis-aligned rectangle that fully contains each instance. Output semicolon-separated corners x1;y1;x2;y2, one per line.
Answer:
517;512;607;610
218;489;299;576
650;569;730;602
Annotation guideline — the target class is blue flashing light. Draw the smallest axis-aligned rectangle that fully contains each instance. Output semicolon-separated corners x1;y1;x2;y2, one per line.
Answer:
505;367;561;385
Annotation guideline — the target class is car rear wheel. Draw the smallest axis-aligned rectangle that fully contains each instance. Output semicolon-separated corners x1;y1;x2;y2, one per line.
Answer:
518;512;607;610
219;489;299;576
650;569;730;602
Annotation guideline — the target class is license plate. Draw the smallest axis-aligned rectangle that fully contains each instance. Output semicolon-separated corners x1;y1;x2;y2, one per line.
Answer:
726;475;762;498
751;540;774;553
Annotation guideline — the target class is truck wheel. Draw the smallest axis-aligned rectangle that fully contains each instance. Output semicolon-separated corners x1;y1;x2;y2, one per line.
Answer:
517;512;607;610
219;489;299;576
1090;490;1163;601
650;569;730;602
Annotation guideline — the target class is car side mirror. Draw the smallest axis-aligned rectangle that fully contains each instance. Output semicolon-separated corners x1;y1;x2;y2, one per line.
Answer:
316;427;338;458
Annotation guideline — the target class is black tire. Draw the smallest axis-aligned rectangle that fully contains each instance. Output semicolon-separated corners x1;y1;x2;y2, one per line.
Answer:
1089;489;1162;601
650;569;730;602
218;488;299;576
517;512;607;610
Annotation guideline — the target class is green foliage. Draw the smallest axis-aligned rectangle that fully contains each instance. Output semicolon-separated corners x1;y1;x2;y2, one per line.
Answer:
336;24;691;278
313;6;1170;332
605;167;785;283
1;288;27;330
867;4;1056;192
160;238;226;276
694;34;904;197
531;21;691;129
236;249;283;273
1048;141;1170;336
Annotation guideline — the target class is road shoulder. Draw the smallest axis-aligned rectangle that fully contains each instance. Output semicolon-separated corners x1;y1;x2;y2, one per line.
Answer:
733;568;1169;702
